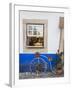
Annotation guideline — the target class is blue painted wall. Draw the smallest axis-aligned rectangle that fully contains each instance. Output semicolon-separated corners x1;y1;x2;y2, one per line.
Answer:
19;53;59;72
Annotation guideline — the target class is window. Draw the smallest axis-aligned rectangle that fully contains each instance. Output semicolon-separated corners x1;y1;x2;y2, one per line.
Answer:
26;23;44;48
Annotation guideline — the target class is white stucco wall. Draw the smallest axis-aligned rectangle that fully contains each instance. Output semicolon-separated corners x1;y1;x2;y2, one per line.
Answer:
20;11;64;53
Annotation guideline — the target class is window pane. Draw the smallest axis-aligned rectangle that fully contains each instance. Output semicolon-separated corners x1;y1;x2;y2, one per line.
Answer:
26;24;44;48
